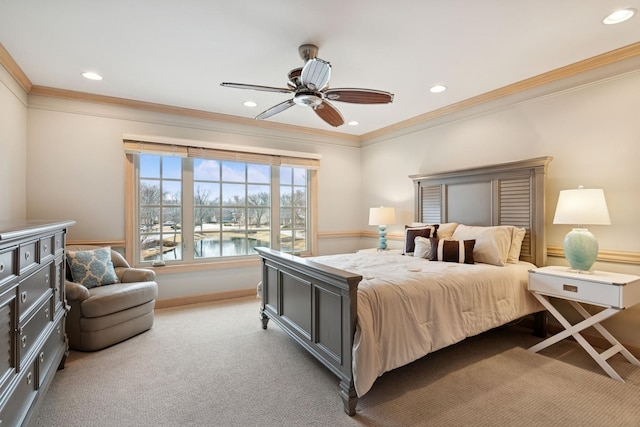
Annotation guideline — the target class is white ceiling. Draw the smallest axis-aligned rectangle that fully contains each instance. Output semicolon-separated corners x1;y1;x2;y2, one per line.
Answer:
1;1;639;136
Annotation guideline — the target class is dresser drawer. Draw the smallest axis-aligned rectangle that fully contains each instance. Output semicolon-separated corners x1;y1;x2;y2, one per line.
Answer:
18;296;54;370
0;246;17;287
40;235;55;261
0;358;37;427
18;263;53;320
529;272;623;308
37;318;66;388
53;232;65;255
19;240;38;274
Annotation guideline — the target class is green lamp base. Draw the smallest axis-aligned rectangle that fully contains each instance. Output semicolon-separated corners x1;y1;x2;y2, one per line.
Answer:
563;228;598;272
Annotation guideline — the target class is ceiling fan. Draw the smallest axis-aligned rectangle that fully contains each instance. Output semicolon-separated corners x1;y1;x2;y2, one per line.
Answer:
221;44;394;127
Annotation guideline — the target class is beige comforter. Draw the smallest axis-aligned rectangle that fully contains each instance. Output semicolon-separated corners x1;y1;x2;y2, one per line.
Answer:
311;252;541;397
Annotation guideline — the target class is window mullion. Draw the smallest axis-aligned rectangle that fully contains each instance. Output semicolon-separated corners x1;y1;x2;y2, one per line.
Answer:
271;166;280;250
182;158;195;262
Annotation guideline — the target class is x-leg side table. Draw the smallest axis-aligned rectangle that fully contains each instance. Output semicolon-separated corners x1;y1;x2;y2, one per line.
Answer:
528;266;640;382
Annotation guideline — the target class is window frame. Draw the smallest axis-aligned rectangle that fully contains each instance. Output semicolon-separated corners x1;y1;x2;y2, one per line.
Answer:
124;137;319;270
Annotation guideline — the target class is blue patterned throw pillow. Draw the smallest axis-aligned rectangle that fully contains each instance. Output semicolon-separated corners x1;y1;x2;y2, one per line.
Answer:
66;247;119;288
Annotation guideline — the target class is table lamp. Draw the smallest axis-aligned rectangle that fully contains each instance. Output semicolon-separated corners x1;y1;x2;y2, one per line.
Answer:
369;206;396;250
553;186;611;272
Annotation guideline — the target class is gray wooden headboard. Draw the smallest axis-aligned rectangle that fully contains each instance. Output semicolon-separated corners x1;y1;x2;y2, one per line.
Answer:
409;156;552;267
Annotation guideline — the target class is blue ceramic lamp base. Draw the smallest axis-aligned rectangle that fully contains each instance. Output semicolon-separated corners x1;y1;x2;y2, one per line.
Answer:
378;225;388;250
563;228;598;273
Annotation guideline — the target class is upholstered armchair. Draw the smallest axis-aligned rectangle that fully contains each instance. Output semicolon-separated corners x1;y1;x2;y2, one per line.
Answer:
65;245;158;351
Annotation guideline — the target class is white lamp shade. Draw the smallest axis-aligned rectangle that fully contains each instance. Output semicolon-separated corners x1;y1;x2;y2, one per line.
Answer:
553;188;611;226
369;207;396;226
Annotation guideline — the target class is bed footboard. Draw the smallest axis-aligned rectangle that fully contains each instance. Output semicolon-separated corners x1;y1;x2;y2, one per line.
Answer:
254;247;362;415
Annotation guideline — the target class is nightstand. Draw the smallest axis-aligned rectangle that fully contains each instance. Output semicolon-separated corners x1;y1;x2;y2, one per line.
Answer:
528;266;640;381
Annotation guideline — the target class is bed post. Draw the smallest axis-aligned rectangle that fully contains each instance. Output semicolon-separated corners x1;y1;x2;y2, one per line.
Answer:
340;380;358;415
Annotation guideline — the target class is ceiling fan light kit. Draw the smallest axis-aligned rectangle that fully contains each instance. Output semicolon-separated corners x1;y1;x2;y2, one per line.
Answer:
221;44;393;127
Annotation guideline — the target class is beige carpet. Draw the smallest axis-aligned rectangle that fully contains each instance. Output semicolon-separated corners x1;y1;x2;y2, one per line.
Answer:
33;297;640;427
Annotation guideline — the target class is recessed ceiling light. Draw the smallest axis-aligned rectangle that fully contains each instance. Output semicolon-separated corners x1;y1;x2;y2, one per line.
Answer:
347;121;359;126
243;101;257;107
429;85;447;93
603;8;636;24
81;71;103;81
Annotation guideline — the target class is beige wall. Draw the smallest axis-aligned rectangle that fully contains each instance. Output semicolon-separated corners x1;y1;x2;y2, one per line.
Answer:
24;95;363;299
0;64;27;220
361;70;640;270
360;70;640;347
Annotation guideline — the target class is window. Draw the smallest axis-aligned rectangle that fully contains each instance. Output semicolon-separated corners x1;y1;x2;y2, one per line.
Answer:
139;156;183;262
279;166;308;253
125;138;318;267
191;159;272;259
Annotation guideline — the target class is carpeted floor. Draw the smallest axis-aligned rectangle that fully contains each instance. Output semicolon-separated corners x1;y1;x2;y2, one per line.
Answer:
32;297;640;426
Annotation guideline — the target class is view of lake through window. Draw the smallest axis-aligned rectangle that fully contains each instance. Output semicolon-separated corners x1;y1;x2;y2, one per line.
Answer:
137;153;310;264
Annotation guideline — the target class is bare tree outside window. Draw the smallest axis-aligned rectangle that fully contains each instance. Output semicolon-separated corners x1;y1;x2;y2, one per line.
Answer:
138;155;182;262
135;154;311;264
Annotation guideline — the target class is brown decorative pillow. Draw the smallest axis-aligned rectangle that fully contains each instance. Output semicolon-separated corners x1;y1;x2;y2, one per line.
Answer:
429;238;475;264
403;225;438;254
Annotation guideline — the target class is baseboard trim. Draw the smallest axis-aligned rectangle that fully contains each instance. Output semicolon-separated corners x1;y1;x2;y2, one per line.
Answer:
155;288;257;309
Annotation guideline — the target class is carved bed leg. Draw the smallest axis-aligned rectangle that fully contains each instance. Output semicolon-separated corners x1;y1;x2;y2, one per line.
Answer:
533;311;548;338
259;307;269;330
340;380;358;416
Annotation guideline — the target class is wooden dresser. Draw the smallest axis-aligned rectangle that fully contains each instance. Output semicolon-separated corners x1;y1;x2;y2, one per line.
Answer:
0;220;75;426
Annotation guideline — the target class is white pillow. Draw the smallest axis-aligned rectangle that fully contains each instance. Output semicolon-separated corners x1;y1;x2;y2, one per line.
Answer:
452;224;512;266
413;236;432;258
411;222;458;239
435;222;459;239
507;227;526;263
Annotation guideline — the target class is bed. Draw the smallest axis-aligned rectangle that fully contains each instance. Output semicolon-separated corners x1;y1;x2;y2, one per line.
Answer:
255;156;552;415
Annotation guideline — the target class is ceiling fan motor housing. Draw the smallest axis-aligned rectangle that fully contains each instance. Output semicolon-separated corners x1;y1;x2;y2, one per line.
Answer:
294;90;324;107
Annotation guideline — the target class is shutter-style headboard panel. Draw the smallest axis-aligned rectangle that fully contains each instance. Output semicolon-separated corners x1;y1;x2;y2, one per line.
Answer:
410;157;552;267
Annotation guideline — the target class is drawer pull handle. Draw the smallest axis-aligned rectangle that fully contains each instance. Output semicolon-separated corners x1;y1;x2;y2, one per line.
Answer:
40;352;45;363
44;244;48;253
24;251;30;261
21;335;27;348
21;291;27;303
563;284;579;293
45;273;50;284
0;263;3;273
45;308;50;319
27;372;33;385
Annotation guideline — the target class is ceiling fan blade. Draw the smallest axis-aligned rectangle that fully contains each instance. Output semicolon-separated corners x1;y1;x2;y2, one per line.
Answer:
313;100;344;127
256;99;296;120
324;88;394;104
301;58;331;91
221;82;293;94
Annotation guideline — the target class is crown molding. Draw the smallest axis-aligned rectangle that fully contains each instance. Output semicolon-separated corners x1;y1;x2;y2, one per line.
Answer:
3;41;640;145
29;85;360;143
362;41;640;142
0;42;31;92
